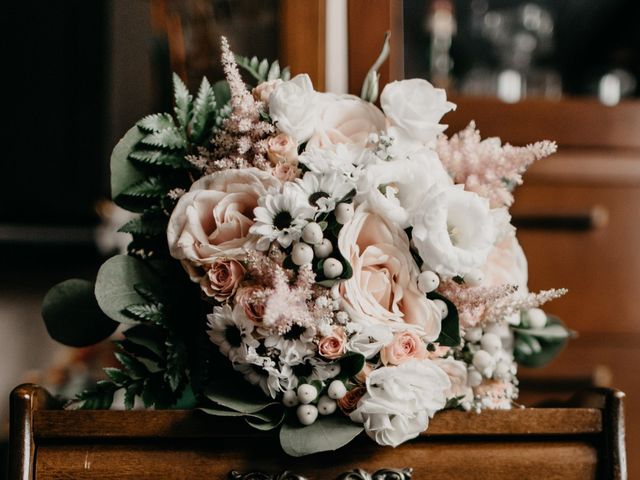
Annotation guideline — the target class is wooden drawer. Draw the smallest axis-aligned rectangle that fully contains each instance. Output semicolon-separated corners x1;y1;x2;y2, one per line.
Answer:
9;385;626;480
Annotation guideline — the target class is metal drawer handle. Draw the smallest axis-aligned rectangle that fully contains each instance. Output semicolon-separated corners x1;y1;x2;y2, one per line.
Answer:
228;468;412;480
512;205;609;231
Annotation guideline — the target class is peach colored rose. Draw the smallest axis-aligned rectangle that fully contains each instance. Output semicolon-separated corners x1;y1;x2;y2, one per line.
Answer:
267;133;298;165
235;286;266;324
252;79;283;104
200;258;245;301
272;162;301;182
167;168;280;281
338;385;366;415
307;93;386;149
381;331;427;365
338;205;441;340
317;327;347;360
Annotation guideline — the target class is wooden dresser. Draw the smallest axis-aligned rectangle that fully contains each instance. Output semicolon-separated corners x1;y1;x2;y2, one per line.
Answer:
448;96;640;478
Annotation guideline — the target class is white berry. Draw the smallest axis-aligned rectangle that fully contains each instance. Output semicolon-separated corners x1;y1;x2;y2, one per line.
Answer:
297;404;319;425
327;380;347;400
494;361;510;378
472;350;494;374
326;363;342;377
282;390;299;407
467;369;483;387
297;384;318;404
302;222;323;245
323;258;343;279
313;238;333;258
480;333;502;355
335;203;354;224
291;242;314;266
464;327;483;343
527;308;547;329
465;269;484;287
317;395;337;415
417;270;440;293
433;299;448;319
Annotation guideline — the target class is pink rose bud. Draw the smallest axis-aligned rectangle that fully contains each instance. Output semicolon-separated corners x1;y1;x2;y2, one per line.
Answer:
200;258;245;301
380;330;427;366
317;327;347;360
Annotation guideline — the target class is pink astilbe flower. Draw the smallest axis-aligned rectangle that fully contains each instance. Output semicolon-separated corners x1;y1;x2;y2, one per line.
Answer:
436;122;557;208
193;36;275;174
483;288;568;324
438;281;518;328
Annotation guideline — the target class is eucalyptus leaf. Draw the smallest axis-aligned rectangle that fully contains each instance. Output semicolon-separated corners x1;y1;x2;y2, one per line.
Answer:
279;414;363;457
205;372;276;414
213;80;231;107
339;353;365;378
514;316;570;368
42;279;118;347
111;126;146;204
94;255;163;324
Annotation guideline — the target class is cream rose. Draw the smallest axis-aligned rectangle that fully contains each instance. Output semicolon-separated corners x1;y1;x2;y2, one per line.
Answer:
267;133;298;165
317;326;347;360
167;168;280;280
306;93;386;150
200;257;245;301
380;79;456;144
269;74;317;142
350;359;450;447
338;205;441;340
381;331;427;365
252;79;283;104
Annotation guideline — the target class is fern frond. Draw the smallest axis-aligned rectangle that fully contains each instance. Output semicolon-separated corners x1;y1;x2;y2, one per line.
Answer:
137;113;176;133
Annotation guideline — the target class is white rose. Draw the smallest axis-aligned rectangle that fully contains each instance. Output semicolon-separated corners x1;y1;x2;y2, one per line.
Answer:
380;79;456;144
356;149;452;228
346;322;394;359
269;74;318;143
338;205;442;339
411;185;498;279
483;235;528;290
307;93;386;149
350;360;450;447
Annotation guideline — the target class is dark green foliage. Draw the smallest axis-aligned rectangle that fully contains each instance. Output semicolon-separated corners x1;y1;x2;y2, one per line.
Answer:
235;55;291;84
428;291;461;347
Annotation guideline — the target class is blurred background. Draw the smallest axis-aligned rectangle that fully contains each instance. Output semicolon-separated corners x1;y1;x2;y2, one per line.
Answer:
2;0;639;477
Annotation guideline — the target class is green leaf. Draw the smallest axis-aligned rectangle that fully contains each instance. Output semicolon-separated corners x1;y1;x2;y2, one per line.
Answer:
104;367;130;385
165;336;187;392
137;113;176;132
213;80;231;107
205;372;276;414
235;55;291;84
94;255;164;324
111;126;146;204
279;414;363;457
339;353;365;378
514;316;570;368
42;279;119;347
267;60;281;80
173;73;192;129
190;77;217;143
76;381;117;410
119;177;168;199
118;214;166;237
429;292;461;347
123;303;167;325
115;351;149;379
124;324;165;358
128;149;190;169
141;128;187;150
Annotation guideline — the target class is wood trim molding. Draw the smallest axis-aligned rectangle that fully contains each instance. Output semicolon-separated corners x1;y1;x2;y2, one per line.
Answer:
347;0;404;95
279;0;326;91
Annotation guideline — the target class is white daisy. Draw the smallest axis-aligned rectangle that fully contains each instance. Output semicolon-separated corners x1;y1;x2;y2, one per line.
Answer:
263;323;316;366
250;189;316;250
207;305;259;363
235;346;292;398
290;171;355;213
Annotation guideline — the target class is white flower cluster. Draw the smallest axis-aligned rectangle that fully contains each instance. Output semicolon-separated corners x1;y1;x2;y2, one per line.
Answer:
165;71;564;449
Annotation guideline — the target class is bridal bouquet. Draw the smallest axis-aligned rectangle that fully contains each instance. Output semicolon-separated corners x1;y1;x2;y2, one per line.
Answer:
42;37;569;456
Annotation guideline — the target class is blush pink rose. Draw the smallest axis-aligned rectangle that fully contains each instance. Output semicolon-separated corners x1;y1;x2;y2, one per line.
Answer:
318;327;347;360
272;162;301;182
252;79;283;104
338;205;442;340
267;133;299;165
235;286;266;324
307;93;386;149
381;331;427;365
167;168;280;280
200;257;245;301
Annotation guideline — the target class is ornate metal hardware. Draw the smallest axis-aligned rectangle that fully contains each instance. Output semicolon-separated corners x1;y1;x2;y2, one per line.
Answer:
228;468;412;480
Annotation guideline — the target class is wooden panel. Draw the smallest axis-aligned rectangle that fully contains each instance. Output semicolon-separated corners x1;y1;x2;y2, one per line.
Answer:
32;408;602;439
279;0;326;91
444;96;640;149
347;0;404;95
35;440;598;480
